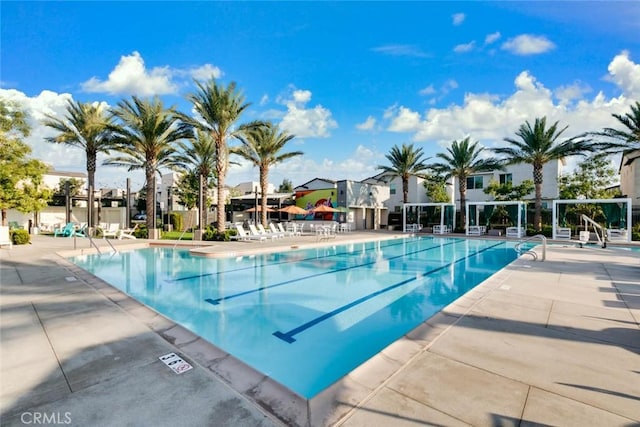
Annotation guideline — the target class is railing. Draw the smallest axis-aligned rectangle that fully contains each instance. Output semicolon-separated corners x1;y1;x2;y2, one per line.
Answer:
514;234;547;261
580;214;605;247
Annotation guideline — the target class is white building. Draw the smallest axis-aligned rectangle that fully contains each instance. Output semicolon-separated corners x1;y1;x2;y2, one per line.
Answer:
619;149;640;210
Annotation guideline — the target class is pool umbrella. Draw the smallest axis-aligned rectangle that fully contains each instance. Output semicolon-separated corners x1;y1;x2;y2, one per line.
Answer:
278;205;309;215
244;206;275;212
313;205;340;213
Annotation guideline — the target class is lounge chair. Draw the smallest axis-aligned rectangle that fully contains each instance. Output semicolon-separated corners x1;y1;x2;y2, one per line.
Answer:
606;228;628;241
467;225;486;236
100;223;120;239
556;227;571;240
118;224;138;240
54;222;76;237
506;227;524;238
234;225;266;242
277;223;295;237
268;223;286;238
0;226;12;249
251;224;278;240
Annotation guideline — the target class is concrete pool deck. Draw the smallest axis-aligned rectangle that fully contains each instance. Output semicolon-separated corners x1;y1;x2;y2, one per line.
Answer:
1;232;638;426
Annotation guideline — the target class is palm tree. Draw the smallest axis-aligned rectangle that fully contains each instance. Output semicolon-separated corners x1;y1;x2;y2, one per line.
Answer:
105;96;191;234
589;101;640;152
429;137;503;229
174;129;217;230
233;122;302;226
377;143;431;203
494;117;592;231
183;79;258;232
43;100;113;227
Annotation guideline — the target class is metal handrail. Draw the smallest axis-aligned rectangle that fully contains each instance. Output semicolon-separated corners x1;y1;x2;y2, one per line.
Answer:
514;234;547;261
580;214;605;247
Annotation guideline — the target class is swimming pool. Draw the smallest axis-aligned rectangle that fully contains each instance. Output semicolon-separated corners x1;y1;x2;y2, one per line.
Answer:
70;236;525;398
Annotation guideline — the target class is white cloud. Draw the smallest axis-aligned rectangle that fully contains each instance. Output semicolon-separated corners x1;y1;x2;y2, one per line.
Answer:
485;32;501;45
81;51;178;96
278;89;337;138
382;54;639;149
371;44;429;58
501;34;556;55
454;41;476;53
356;116;376;131
452;13;465;26
186;64;223;81
419;85;436;96
259;94;269;106
606;50;640;98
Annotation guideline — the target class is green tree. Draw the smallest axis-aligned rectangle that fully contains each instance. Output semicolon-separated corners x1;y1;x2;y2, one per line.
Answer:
493;117;592;231
233;122;302;226
278;178;293;193
483;179;535;201
43;100;114;227
422;174;450;203
589;101;640;152
559;155;620;200
0;100;49;225
105;96;191;233
174;171;199;210
378;143;431;204
429;137;502;229
183;79;258;232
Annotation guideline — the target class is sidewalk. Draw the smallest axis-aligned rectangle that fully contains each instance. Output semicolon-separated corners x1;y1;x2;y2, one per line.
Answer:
1;234;639;426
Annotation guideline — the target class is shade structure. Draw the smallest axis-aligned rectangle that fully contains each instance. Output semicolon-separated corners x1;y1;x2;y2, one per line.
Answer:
244;206;275;213
278;205;309;215
313;205;340;213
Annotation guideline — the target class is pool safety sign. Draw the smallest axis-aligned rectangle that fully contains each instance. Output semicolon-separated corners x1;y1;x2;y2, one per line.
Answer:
159;353;193;374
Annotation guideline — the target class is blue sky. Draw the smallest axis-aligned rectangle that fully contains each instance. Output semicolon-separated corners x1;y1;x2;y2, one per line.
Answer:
2;1;640;190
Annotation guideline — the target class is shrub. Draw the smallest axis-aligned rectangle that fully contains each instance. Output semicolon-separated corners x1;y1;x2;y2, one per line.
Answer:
133;224;148;239
632;223;640;241
169;213;183;232
11;229;30;245
202;226;237;241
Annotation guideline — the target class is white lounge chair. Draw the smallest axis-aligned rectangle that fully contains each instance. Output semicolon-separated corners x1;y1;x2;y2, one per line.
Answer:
254;224;279;240
277;223;295;237
0;226;12;249
467;225;486;236
606;228;628;241
231;225;265;242
506;227;524;238
556;227;571;240
118;224;138;240
100;223;120;239
268;223;286;238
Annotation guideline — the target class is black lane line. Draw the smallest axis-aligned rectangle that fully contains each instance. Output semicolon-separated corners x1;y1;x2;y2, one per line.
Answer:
169;236;431;283
272;241;505;343
204;240;459;305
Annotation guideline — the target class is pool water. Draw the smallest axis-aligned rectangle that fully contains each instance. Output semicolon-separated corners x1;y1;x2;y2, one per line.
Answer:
70;236;524;398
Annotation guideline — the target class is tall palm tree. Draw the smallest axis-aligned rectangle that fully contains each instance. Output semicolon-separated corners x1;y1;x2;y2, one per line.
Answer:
174;129;217;230
183;79;257;232
105;96;191;233
429;137;503;229
589;101;640;152
377;143;431;203
494;117;592;231
233;122;302;226
43;100;113;227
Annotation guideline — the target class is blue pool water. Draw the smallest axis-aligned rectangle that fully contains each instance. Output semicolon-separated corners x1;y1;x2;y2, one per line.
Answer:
70;236;524;398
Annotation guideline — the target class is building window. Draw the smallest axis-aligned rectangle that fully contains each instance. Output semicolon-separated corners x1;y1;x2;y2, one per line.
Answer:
390;184;396;195
466;176;483;190
499;173;513;185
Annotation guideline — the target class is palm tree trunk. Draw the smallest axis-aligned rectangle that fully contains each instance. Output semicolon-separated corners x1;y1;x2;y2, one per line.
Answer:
216;142;226;232
533;164;543;232
87;153;96;228
402;175;409;204
146;165;155;234
459;180;467;230
260;165;268;227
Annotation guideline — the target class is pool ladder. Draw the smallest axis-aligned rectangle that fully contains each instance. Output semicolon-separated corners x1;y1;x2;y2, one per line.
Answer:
514;234;546;261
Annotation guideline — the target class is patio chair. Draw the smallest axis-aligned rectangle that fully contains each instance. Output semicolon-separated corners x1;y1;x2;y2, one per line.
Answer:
277;223;295;237
101;223;120;239
252;224;278;240
506;227;524;238
268;223;286;238
233;224;266;242
118;224;138;240
556;227;571;240
0;226;12;249
54;222;76;237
